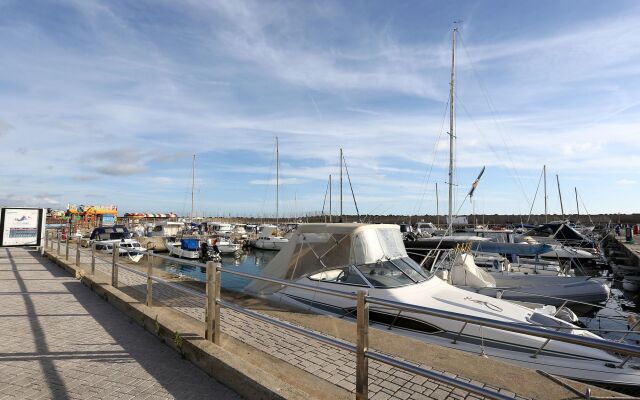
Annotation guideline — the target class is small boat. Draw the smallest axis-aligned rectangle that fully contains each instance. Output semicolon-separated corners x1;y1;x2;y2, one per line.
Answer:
94;239;146;263
167;238;200;259
251;225;288;251
207;238;241;255
623;276;640;292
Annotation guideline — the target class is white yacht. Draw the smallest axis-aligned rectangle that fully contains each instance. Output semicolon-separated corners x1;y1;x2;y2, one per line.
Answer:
251;225;288;251
206;238;241;255
246;223;640;388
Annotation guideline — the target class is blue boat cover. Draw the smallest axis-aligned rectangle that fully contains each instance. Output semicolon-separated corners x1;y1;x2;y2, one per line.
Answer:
181;238;199;251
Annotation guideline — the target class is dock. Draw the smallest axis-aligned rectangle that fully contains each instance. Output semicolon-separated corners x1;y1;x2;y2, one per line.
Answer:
2;241;626;400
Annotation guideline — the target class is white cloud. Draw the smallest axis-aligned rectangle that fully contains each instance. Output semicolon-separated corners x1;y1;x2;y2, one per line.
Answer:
616;179;637;186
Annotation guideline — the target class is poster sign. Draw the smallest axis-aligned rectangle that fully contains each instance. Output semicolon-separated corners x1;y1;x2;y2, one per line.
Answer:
0;208;45;247
102;214;115;226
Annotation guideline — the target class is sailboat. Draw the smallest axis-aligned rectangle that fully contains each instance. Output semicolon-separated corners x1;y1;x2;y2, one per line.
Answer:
253;137;289;251
167;154;201;259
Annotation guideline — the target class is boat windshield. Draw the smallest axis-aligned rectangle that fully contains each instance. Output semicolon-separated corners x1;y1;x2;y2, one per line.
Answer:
356;257;429;288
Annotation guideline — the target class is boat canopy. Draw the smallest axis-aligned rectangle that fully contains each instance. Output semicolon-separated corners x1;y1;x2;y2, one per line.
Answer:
246;223;407;294
181;238;199;251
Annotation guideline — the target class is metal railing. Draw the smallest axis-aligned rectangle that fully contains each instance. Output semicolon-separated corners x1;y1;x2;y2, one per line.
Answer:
43;230;640;400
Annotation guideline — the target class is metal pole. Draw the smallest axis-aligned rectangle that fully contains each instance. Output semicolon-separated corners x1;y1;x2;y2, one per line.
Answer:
75;239;80;267
65;233;70;261
146;250;153;307
543;165;547;223
556;174;564;219
44;230;48;250
276;137;279;225
340;148;343;222
575;187;580;219
356;291;369;400
447;26;457;231
329;174;332;223
435;182;439;226
91;243;96;275
111;243;119;287
57;230;61;255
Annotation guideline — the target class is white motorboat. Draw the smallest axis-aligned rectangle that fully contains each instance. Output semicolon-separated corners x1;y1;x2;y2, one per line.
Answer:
166;238;200;259
94;239;146;262
443;252;610;306
207;238;241;255
252;225;288;251
246;223;640;387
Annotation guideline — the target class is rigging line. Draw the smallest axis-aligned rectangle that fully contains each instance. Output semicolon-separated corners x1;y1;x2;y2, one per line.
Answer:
341;152;361;220
577;190;594;225
458;33;531;205
457;99;531;204
526;167;545;224
321;176;330;218
413;97;450;216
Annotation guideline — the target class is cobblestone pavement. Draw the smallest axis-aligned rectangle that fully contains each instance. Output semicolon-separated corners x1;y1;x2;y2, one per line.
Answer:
0;247;240;400
51;241;529;400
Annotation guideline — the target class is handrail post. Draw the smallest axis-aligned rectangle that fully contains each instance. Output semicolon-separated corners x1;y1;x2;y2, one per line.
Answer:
75;239;81;267
57;230;61;255
65;233;70;261
146;250;153;307
206;261;221;344
356;290;369;400
44;230;48;251
111;243;119;287
91;243;96;275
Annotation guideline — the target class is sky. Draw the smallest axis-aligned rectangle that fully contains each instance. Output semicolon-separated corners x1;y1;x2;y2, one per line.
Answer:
1;0;640;218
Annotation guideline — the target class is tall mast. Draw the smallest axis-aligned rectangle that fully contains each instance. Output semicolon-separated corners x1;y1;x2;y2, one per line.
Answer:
543;165;547;223
435;182;439;226
276;137;279;225
191;154;195;223
448;26;457;230
340;147;343;222
329;174;332;222
575;187;580;219
556;174;564;219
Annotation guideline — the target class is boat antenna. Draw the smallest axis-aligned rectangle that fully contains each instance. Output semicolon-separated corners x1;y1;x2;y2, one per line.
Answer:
342;150;361;221
556;174;564;220
447;24;458;233
191;154;195;224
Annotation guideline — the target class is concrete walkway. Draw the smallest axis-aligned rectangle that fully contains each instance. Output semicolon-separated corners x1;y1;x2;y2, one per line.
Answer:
0;247;240;400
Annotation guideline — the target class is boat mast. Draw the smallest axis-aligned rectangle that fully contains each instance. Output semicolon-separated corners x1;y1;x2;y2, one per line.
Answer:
191;154;195;223
435;182;439;226
329;174;332;222
340;147;343;222
448;26;457;231
556;174;564;220
543;165;547;223
575;187;580;219
276;136;279;225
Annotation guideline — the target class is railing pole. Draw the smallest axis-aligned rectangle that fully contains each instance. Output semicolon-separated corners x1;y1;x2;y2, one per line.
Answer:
57;231;61;255
213;265;221;344
206;261;215;341
44;230;48;251
65;233;70;261
206;261;222;344
75;239;81;267
356;290;369;400
111;243;119;287
146;250;153;307
91;243;96;275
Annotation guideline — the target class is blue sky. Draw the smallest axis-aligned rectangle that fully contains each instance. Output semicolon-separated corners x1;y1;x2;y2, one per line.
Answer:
1;0;640;217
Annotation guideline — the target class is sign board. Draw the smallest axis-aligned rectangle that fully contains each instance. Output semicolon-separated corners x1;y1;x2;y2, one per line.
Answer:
102;214;115;226
0;208;46;247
